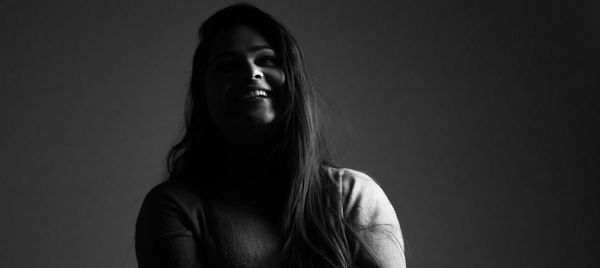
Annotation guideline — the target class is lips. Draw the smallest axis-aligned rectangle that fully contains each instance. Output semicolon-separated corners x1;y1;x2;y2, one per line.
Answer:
228;85;271;102
240;89;268;100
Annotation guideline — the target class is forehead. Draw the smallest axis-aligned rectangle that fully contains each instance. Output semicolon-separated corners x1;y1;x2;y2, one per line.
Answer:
208;25;272;56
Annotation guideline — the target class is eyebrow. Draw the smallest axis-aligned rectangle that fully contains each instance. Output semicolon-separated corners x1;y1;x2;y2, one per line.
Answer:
210;45;275;63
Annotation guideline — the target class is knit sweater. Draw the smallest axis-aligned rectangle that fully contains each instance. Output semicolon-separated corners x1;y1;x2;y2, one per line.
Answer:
135;168;405;267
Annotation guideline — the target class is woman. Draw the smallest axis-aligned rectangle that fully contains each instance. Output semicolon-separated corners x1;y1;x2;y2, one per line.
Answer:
135;3;405;268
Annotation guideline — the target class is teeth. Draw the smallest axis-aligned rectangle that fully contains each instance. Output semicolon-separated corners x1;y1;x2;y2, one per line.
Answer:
241;90;267;100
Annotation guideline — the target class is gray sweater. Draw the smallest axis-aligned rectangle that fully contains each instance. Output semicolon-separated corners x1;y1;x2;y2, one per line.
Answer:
135;168;405;267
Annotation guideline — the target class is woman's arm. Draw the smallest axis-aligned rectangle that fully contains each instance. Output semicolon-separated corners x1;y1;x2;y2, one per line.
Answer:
355;224;406;268
341;169;407;268
135;185;203;268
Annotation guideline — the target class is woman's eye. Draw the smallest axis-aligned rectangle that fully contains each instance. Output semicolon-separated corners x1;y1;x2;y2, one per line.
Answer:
257;56;278;67
211;62;237;76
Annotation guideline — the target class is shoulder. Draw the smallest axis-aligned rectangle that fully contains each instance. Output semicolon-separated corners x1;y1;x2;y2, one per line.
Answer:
141;180;200;208
137;179;207;229
330;168;383;202
328;167;398;226
328;167;407;266
135;180;207;266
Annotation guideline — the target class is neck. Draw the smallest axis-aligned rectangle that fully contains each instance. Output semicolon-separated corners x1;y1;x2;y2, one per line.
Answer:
223;123;281;173
218;141;288;213
227;144;272;177
223;125;287;181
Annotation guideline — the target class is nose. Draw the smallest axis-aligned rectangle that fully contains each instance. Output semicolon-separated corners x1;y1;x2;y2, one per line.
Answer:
252;67;263;79
241;61;263;81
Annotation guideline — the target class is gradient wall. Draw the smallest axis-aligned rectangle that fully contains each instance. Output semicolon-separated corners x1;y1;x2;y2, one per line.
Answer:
1;0;598;267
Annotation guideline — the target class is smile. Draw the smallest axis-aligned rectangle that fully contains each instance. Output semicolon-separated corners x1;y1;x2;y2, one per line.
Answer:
241;89;269;100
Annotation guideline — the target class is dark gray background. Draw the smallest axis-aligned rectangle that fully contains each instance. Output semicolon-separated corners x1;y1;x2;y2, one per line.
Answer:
1;0;598;267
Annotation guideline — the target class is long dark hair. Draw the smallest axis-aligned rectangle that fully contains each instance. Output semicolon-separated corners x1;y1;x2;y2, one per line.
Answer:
166;3;379;267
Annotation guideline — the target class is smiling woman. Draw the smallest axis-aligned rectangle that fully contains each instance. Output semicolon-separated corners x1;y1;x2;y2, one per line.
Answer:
204;25;285;132
135;3;406;268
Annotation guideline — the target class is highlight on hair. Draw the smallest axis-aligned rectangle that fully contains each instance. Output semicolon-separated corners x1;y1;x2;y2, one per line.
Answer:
166;3;382;267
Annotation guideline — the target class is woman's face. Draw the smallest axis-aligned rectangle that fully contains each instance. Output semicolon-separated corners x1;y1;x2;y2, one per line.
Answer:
204;25;285;133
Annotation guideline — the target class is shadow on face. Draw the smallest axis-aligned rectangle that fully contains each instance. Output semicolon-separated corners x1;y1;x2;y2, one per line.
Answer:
204;25;286;139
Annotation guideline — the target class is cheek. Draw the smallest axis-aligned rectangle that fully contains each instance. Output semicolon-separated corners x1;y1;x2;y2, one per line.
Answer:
265;70;287;114
265;69;285;89
204;78;232;119
204;77;231;101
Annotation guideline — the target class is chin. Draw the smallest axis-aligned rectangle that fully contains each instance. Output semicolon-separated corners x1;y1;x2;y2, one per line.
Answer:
242;113;276;127
223;108;273;127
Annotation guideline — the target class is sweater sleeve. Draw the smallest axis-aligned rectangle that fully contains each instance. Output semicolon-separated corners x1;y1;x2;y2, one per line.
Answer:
339;169;406;268
135;182;203;268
